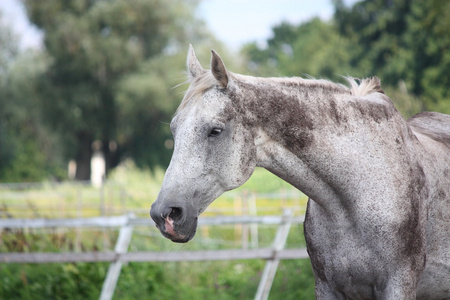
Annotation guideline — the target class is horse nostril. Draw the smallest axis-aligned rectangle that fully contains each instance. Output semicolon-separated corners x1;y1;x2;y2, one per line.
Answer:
169;207;183;221
162;206;172;219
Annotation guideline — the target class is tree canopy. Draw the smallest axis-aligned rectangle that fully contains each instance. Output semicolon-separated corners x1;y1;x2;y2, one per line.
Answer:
334;0;449;113
243;0;449;116
23;0;210;180
0;14;59;181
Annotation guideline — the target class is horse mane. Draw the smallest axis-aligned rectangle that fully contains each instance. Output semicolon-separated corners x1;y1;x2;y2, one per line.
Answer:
177;72;384;114
346;77;384;97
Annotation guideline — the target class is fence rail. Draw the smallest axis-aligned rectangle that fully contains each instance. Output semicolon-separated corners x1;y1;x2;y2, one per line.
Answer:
0;214;305;229
0;248;309;264
0;214;308;264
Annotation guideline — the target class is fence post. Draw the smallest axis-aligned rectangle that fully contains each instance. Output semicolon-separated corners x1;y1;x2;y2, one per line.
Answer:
234;194;242;242
249;192;258;249
254;209;292;300
242;191;249;249
75;189;82;252
99;213;135;300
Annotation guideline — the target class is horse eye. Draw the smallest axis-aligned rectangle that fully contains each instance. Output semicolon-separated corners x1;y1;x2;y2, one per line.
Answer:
209;128;223;137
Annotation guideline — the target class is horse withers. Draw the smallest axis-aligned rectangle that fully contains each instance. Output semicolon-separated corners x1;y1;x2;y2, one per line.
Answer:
150;45;450;299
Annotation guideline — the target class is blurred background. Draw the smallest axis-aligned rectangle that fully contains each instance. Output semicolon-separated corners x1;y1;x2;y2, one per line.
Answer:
0;0;448;299
0;0;448;183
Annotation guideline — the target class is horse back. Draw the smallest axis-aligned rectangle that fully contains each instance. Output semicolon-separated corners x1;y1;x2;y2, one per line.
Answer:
407;111;450;148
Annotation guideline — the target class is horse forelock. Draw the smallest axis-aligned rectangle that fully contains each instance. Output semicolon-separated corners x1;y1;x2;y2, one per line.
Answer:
176;71;218;114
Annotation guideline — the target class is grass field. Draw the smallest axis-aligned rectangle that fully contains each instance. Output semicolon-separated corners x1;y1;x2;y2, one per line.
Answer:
0;163;316;299
0;161;308;218
110;161;309;216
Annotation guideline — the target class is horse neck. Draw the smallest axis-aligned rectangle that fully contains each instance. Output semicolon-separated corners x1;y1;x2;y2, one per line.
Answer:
233;76;352;152
232;76;408;213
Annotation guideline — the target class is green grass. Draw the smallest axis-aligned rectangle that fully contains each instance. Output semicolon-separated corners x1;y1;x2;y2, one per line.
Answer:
108;161;305;200
0;258;315;300
0;224;316;299
109;162;308;217
0;161;308;218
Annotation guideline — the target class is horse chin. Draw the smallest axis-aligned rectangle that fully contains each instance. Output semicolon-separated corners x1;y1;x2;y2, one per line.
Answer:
169;233;194;243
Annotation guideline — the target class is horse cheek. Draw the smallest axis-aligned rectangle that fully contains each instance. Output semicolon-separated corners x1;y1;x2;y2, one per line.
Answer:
234;129;257;187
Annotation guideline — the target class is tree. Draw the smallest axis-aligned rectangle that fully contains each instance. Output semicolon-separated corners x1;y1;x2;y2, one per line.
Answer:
243;0;448;117
0;13;19;181
115;53;185;170
24;0;207;180
1;50;65;182
0;13;60;182
334;0;450;113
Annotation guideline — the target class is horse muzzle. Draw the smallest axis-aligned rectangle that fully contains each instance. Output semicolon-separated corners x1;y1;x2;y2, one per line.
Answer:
150;201;198;243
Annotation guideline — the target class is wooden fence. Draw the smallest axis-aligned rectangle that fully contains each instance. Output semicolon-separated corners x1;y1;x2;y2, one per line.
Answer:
0;211;309;300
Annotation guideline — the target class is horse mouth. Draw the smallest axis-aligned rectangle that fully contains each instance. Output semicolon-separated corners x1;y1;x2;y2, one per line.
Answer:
158;217;198;243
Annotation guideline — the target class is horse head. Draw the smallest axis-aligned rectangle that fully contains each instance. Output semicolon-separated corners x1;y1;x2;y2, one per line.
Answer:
150;46;257;242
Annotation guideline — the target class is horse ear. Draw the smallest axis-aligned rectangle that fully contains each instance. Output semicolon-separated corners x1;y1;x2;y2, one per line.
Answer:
187;44;205;78
211;50;228;88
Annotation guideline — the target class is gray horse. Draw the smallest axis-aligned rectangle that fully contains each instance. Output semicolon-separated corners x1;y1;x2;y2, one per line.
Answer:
150;46;450;299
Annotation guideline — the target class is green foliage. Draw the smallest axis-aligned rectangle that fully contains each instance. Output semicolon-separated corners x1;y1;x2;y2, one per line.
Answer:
270;260;316;300
0;259;315;300
0;22;64;182
243;19;355;81
0;140;47;182
383;84;424;119
0;227;109;299
114;54;185;169
0;263;107;300
243;0;449;115
334;0;449;113
112;260;260;300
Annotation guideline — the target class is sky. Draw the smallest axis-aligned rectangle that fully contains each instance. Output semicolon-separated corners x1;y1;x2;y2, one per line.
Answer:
198;0;356;50
0;0;358;52
0;0;43;50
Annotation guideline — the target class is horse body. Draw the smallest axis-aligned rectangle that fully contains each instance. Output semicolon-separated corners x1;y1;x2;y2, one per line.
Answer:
150;46;450;299
302;110;450;299
409;112;450;299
